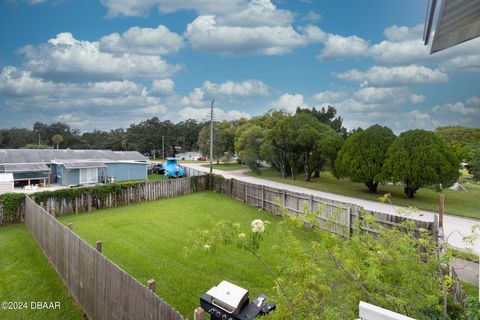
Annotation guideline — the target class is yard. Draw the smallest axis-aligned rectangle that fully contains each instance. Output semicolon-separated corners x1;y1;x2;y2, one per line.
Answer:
58;192;314;317
0;224;83;320
247;169;480;219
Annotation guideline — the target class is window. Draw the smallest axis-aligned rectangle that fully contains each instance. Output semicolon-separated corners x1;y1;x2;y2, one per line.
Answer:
80;168;98;184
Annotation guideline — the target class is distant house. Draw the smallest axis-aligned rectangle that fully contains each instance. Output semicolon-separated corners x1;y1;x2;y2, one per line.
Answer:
175;151;202;161
0;149;147;188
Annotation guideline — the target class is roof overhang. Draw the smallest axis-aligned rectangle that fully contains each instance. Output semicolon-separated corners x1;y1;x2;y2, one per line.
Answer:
59;161;107;169
425;0;480;53
3;163;50;173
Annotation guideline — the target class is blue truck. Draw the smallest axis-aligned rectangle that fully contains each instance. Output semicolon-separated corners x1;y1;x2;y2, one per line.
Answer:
164;158;185;178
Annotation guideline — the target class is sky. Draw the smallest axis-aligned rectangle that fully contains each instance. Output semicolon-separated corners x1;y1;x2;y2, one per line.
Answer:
0;0;479;133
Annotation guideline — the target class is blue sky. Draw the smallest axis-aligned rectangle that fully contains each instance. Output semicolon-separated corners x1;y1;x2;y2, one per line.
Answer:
0;0;479;132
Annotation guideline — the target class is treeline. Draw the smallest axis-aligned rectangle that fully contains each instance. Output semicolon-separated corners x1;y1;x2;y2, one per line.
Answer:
209;107;463;198
1;106;477;196
0;118;203;156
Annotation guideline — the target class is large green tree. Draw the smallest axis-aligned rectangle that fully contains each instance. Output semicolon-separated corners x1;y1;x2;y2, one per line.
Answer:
335;124;396;193
262;113;342;181
296;105;348;137
381;130;460;198
435;126;480;162
198;120;238;163
468;146;480;180
235;125;264;173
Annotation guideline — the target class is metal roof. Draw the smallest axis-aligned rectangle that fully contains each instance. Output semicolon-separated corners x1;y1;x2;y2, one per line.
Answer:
0;149;146;165
61;161;107;169
425;0;480;53
4;163;50;173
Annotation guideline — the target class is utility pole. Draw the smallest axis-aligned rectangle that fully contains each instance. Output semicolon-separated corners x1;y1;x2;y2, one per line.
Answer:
209;99;214;173
162;135;165;161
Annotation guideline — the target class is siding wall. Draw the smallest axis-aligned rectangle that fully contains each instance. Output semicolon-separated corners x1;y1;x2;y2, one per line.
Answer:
56;165;80;186
106;162;147;181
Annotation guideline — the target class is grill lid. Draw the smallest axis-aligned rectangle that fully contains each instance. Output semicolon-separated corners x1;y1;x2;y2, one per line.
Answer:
206;281;249;314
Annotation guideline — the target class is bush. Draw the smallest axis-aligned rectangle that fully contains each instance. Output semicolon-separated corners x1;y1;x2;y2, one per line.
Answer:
0;193;26;224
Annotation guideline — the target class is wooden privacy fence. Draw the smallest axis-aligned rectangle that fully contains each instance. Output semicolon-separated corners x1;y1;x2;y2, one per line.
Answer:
37;176;209;217
208;173;435;236
24;196;185;320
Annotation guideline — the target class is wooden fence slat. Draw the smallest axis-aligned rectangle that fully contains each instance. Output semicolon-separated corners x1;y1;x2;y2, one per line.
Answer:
23;196;185;320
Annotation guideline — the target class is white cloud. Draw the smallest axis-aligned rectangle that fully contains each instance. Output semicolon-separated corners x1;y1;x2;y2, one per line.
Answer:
0;66;146;98
467;96;480;106
99;25;183;55
271;93;305;111
383;24;424;42
318;34;369;60
369;24;480;72
151;79;175;96
202;80;269;97
302;10;321;23
354;87;425;104
100;0;246;17
336;65;448;86
432;101;478;116
336;98;380;112
312;90;348;105
19;32;182;81
178;107;249;121
217;0;293;27
185;15;324;56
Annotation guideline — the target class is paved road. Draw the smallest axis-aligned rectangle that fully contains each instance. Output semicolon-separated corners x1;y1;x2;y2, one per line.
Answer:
184;163;480;253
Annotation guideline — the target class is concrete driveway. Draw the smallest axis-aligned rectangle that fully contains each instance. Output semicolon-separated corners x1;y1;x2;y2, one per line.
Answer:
184;163;480;253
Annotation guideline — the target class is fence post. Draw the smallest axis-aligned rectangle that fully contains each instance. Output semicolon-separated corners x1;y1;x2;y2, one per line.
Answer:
244;183;247;203
261;185;265;210
347;207;352;237
147;279;156;293
67;223;73;230
309;195;314;212
194;307;205;320
96;241;102;253
282;190;286;207
439;194;444;228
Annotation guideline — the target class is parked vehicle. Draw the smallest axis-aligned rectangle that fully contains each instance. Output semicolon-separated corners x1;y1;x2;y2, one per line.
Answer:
151;163;165;174
164;158;185;178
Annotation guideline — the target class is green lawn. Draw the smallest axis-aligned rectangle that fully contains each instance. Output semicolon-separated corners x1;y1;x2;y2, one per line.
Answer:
0;225;83;320
148;173;166;181
461;281;479;300
201;163;248;171
58;192;314;317
247;169;480;219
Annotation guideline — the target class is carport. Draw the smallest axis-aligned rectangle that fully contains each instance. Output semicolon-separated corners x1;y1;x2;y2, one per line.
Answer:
3;163;51;186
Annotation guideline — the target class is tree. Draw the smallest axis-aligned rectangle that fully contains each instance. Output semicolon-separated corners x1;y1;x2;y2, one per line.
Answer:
262;113;342;181
381;130;460;198
335;124;396;193
435;126;480;162
194;210;458;319
468;146;480;180
198;121;237;163
52;134;64;149
235;125;264;173
295;114;343;181
296;105;348;137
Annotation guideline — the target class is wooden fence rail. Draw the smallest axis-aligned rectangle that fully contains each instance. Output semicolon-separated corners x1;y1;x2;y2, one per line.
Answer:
182;167;435;235
24;195;185;320
41;177;208;217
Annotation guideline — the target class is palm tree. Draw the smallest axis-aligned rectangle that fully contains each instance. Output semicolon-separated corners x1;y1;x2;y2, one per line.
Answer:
52;134;64;149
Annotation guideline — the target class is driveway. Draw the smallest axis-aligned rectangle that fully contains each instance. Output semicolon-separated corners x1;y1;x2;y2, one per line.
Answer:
183;163;480;253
